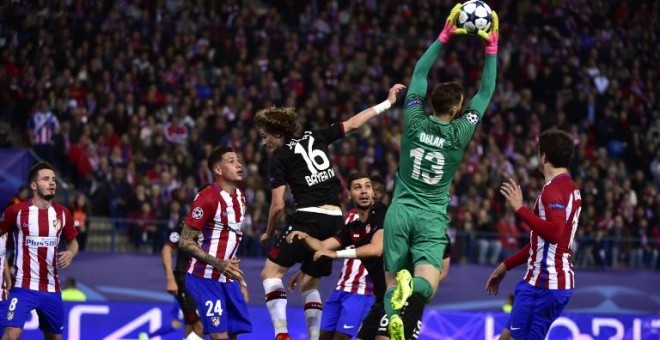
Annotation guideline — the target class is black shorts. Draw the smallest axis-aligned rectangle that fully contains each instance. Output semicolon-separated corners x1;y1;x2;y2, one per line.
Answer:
174;272;200;325
443;234;452;259
357;299;423;339
267;210;343;277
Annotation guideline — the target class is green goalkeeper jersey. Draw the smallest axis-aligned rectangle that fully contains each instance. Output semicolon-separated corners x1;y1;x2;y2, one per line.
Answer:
391;40;497;213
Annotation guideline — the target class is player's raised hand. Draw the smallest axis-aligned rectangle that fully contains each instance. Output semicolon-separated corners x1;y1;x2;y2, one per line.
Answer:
387;84;406;105
477;10;499;54
285;230;308;244
313;249;337;261
486;263;507;295
438;3;467;44
500;178;523;211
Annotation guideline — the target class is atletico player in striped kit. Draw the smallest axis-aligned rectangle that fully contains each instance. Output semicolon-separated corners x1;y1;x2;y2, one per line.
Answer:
0;162;79;340
486;129;582;340
179;146;251;339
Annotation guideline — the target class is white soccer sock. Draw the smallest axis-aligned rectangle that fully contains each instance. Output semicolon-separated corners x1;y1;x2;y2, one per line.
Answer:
184;331;205;340
302;289;323;340
263;278;288;334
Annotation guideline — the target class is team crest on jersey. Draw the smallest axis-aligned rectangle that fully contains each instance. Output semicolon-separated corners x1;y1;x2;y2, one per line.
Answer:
466;112;479;124
169;232;180;243
52;219;61;231
365;224;371;234
6;311;13;321
191;207;204;219
211;316;220;327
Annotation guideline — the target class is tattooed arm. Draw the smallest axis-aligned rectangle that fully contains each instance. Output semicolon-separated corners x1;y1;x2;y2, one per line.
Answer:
179;223;244;281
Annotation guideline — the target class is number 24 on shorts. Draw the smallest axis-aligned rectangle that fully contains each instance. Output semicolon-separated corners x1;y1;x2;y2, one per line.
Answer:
205;299;223;316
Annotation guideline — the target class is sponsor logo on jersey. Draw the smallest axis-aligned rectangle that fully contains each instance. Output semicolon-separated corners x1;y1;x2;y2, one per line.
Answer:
25;236;58;248
406;97;422;108
305;168;336;186
548;202;566;210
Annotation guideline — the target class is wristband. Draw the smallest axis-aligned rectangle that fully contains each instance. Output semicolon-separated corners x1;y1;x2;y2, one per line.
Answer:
373;100;392;115
336;249;357;259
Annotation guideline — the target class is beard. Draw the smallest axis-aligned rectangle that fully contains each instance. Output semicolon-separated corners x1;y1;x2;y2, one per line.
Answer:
36;188;55;201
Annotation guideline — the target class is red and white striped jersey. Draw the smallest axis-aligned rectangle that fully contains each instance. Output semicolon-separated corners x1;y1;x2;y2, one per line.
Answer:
519;173;582;290
184;183;245;283
0;200;78;293
0;233;7;300
28;111;59;145
334;209;373;296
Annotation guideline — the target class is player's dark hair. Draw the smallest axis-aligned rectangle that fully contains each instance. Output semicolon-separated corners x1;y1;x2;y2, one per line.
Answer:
207;146;234;177
538;129;574;168
430;82;464;115
27;161;55;183
346;172;370;188
370;174;385;187
254;106;302;140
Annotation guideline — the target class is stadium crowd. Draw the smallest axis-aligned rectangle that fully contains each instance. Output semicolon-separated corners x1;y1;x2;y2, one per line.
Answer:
0;0;658;269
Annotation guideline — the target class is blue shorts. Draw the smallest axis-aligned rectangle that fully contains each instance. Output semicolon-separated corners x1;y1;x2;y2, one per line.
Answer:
0;299;6;327
506;280;573;339
185;273;251;335
320;290;375;337
4;288;64;333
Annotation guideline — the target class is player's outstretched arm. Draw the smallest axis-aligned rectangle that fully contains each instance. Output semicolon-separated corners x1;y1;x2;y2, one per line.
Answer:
408;4;465;98
313;229;384;261
286;230;342;252
341;84;406;134
468;11;499;116
180;224;244;283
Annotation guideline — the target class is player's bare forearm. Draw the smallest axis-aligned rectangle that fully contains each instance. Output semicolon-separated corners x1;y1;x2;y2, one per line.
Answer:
355;230;383;258
2;258;9;288
265;186;286;236
161;244;176;280
66;238;79;257
265;208;284;236
180;225;229;272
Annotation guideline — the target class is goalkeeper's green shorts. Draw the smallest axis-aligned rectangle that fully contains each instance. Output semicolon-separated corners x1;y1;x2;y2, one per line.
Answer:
383;202;449;273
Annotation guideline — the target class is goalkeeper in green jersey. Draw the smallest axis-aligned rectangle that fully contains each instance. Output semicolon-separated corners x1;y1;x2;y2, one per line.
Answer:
382;4;500;339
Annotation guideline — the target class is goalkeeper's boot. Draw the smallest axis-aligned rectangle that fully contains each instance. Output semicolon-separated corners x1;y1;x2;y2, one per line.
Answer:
388;314;405;340
392;269;413;310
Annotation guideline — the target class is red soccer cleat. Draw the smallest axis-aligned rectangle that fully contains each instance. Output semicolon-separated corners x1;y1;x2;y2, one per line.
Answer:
275;333;292;340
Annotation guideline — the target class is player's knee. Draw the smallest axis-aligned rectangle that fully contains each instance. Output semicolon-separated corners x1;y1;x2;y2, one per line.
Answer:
412;277;434;302
299;274;320;291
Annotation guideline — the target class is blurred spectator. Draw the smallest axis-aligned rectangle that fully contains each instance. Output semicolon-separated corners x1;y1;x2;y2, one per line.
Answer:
27;99;59;164
71;193;91;252
497;211;519;260
61;277;87;302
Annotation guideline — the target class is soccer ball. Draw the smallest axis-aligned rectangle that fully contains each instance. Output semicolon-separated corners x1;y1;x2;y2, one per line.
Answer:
457;0;493;33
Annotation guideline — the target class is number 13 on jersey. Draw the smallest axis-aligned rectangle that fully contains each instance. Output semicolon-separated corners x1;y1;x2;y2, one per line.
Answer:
410;147;445;185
